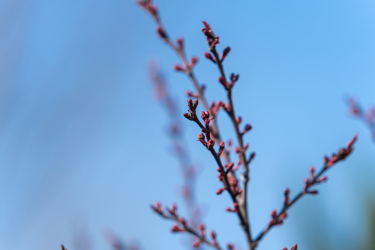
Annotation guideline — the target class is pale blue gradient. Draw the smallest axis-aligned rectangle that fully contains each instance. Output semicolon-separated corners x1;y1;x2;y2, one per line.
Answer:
0;1;375;250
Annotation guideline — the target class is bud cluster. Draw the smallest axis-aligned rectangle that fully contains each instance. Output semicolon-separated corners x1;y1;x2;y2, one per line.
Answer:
202;21;219;50
281;244;298;250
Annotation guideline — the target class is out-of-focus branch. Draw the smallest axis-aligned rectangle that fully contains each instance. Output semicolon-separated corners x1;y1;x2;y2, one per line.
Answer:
137;0;231;166
347;97;375;142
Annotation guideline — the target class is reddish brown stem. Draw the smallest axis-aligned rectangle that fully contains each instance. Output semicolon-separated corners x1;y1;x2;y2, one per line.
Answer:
210;48;253;249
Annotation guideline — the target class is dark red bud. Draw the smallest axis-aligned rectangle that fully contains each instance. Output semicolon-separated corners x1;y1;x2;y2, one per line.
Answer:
221;46;231;61
204;52;215;63
185;90;198;98
309;166;315;174
148;4;157;16
244;124;252;133
216;187;225;195
291;244;298;250
176;38;183;50
156;26;166;38
218;76;226;86
190;56;198;67
201;111;208;120
236;116;242;125
249;152;256;162
183;113;192;120
210;230;216;239
171;224;182;232
194;99;198;108
192;241;201;248
227;243;234;250
226;162;234;171
174;64;184;72
284;188;290;195
178;217;186;225
197;133;205;140
187;99;193;108
270;209;277;218
318;176;327;182
347;133;358;148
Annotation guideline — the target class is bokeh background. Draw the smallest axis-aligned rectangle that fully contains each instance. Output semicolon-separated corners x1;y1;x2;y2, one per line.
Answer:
1;0;375;249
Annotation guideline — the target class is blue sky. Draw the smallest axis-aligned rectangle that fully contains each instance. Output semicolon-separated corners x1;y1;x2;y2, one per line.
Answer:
0;0;375;250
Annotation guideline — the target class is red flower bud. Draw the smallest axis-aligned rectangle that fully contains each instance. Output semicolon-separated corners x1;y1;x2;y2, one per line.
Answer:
218;76;227;88
171;224;182;232
156;26;166;38
194;99;198;108
190;56;198;68
178;217;186;225
197;133;205;140
183;113;192;120
308;190;318;195
318;176;327;182
187;99;193;109
243;124;252;133
185;90;197;98
270;209;277;218
176;37;183;50
227;243;234;250
347;133;357;149
210;230;216;239
221;46;231;61
204;52;215;63
216;187;225;195
174;64;184;72
192;241;201;248
291;244;298;250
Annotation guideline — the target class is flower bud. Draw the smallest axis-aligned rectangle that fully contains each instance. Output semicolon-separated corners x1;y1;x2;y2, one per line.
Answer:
221;46;231;61
174;64;184;72
291;244;298;250
204;52;215;63
190;56;198;68
156;26;166;38
176;38;183;50
187;99;193;109
197;133;205;140
243;124;252;133
194;99;198;108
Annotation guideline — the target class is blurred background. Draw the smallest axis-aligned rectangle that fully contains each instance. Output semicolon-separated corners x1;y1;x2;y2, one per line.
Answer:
0;0;375;249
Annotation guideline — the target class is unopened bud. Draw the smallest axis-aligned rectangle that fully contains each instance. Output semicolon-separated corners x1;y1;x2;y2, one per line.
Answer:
236;116;242;125
204;52;215;63
221;46;231;61
227;243;234;250
197;133;205;140
216;187;225;195
176;38;183;50
194;99;198;108
187;99;193;109
243;124;252;133
291;244;298;250
156;26;166;38
174;64;184;72
190;56;198;67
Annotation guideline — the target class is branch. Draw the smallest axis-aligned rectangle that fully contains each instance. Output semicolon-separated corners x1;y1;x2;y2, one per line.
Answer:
201;21;253;248
151;202;225;250
252;134;358;249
